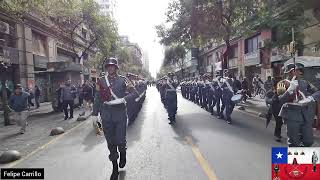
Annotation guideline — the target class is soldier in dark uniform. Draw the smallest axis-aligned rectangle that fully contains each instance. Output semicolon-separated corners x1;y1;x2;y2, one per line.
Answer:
220;71;236;124
278;63;318;147
197;76;205;108
202;74;211;111
92;57;138;180
159;78;166;106
126;73;136;124
214;76;223;118
192;77;198;103
164;72;179;124
206;74;216;115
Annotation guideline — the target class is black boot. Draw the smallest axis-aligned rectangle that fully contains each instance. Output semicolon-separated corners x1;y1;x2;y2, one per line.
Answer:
119;152;126;168
110;161;119;180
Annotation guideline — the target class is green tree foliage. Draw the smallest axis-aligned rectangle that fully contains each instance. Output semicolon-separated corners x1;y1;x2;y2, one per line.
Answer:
253;0;307;54
157;0;307;51
156;0;263;69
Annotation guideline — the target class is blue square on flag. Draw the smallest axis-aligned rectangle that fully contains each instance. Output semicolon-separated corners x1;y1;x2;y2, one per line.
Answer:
272;147;288;164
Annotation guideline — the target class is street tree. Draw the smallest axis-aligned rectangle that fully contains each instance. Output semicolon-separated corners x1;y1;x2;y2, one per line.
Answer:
164;45;186;79
157;0;263;71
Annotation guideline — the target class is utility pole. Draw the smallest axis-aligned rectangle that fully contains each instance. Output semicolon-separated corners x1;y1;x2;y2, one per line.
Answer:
289;27;296;68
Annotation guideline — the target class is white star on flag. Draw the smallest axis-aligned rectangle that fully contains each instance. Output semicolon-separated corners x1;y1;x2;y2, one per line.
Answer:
276;152;283;159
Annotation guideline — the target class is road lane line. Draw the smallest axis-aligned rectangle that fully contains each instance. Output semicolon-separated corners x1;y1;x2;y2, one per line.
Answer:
4;120;88;168
185;136;218;180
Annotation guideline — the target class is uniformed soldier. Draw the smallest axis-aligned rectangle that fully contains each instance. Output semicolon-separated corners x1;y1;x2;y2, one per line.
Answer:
192;77;198;103
159;78;167;106
202;74;210;111
92;57;139;180
126;73;136;124
164;72;179;124
214;76;224;118
220;71;237;124
197;76;205;107
278;63;318;147
206;74;216;115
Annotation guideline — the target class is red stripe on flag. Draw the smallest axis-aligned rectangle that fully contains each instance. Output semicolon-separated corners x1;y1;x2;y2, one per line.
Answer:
272;164;320;180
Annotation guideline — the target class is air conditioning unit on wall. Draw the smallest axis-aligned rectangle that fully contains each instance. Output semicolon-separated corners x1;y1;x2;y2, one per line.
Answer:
0;21;10;34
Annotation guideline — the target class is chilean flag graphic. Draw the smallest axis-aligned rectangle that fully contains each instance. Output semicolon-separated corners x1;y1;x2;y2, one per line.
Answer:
272;147;320;180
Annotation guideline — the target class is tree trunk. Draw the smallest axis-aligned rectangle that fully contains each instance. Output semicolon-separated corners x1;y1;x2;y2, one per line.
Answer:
1;80;11;126
181;68;184;80
223;39;231;77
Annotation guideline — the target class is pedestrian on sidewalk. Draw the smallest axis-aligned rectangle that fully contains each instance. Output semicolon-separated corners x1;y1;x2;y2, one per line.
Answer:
241;77;251;100
265;82;283;142
264;76;274;94
56;83;64;112
92;57;138;180
60;80;77;120
25;88;34;109
82;80;94;115
9;84;30;134
34;85;41;109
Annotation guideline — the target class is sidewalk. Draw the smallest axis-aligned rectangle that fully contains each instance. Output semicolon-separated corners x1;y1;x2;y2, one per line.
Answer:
0;102;53;125
0;106;91;166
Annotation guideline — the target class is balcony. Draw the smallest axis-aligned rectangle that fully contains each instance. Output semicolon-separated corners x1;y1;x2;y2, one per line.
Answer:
228;57;238;69
0;46;19;64
244;50;260;66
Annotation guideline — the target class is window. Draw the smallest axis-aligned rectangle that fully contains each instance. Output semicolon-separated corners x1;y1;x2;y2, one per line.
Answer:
245;34;260;54
229;45;238;59
32;32;48;57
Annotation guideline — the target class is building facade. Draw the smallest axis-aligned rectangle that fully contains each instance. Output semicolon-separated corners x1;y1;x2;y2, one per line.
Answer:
0;11;96;102
197;1;320;86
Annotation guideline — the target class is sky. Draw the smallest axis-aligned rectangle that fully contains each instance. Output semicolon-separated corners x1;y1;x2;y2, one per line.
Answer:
115;0;170;78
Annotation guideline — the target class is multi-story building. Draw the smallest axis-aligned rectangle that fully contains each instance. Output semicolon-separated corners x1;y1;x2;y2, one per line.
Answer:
174;48;199;79
0;11;96;102
96;0;116;18
198;1;320;88
142;51;150;72
119;36;143;65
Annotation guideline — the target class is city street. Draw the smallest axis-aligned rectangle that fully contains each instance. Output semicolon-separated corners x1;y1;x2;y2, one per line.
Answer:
2;87;292;180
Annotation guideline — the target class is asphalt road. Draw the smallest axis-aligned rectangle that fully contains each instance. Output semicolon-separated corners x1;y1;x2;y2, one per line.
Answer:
10;87;286;180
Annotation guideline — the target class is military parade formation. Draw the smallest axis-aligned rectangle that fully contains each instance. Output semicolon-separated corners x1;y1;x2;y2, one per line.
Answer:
178;70;240;124
159;62;320;149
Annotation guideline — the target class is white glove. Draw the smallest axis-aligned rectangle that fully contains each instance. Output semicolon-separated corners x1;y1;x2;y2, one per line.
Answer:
104;98;126;105
298;96;315;105
287;80;298;94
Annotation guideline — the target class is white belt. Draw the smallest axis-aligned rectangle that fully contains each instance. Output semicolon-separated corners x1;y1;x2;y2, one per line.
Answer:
167;89;176;92
103;99;126;105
